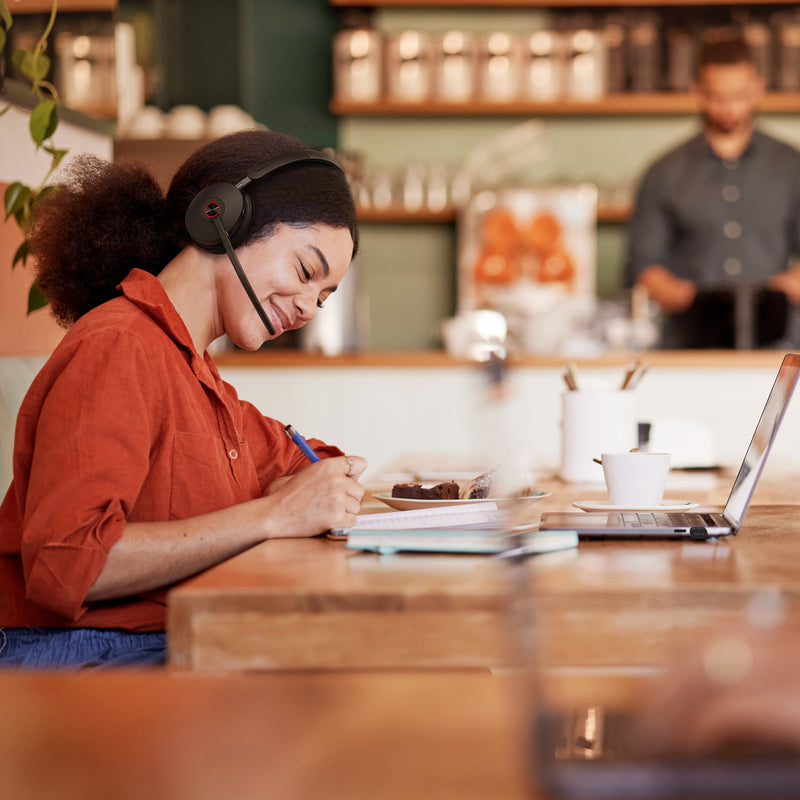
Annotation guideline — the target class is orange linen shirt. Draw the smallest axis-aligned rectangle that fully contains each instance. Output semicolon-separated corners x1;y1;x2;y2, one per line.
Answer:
0;269;342;631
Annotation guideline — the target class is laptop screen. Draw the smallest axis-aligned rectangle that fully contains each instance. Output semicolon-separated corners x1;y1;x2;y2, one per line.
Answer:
723;353;800;526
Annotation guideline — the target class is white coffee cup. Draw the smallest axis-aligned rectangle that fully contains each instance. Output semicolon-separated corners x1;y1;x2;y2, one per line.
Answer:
601;452;671;507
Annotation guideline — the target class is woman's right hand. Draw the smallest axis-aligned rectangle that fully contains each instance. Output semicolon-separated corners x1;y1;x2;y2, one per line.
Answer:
260;455;367;539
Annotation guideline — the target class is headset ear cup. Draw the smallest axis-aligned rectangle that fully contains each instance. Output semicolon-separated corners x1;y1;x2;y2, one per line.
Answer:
185;182;248;254
227;192;253;250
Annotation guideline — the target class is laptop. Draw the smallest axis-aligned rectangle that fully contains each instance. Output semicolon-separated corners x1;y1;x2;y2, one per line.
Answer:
539;353;800;539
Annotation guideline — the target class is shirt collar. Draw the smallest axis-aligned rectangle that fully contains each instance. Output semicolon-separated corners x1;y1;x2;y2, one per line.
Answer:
118;269;217;384
114;269;232;414
119;269;193;345
699;128;761;161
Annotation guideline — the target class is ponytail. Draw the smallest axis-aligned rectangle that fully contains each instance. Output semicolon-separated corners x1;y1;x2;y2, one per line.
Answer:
31;156;179;327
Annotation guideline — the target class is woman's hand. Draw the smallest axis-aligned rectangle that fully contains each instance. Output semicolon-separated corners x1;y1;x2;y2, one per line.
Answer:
261;455;368;539
265;455;367;495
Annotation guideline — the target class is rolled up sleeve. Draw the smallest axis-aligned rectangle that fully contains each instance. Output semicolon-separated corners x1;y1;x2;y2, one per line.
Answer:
20;334;155;620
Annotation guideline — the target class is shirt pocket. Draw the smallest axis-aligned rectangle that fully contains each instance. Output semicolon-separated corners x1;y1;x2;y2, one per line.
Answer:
168;430;239;519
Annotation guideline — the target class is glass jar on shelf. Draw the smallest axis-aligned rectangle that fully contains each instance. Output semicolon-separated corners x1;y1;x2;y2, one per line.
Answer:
432;29;476;103
385;30;433;102
476;31;523;102
333;27;383;103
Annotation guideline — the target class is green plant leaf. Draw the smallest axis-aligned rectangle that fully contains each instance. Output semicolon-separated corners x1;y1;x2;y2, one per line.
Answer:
0;1;12;32
12;240;30;269
27;281;49;314
29;98;58;147
0;29;6;58
30;52;52;83
43;145;68;168
14;206;32;234
4;181;31;220
13;48;51;83
35;184;61;205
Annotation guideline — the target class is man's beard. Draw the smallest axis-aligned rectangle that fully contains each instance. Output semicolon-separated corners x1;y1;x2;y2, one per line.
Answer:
703;111;752;136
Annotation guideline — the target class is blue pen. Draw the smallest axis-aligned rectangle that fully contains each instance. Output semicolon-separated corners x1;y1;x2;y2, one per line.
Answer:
284;424;321;463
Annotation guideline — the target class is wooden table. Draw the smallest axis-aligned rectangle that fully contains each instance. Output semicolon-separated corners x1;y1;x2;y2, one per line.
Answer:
0;669;534;800
167;532;512;670
167;474;800;672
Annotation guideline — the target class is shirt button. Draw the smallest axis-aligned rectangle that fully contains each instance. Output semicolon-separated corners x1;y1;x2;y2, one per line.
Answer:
724;257;742;276
722;185;740;203
228;449;239;460
724;221;742;239
723;159;740;170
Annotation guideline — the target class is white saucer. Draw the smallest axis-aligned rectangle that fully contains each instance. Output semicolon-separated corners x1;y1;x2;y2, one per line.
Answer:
573;500;699;513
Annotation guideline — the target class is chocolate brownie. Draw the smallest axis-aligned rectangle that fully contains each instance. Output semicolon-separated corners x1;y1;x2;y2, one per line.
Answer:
391;481;460;500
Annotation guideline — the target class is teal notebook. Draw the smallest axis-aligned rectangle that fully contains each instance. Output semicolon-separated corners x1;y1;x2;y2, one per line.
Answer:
345;528;578;556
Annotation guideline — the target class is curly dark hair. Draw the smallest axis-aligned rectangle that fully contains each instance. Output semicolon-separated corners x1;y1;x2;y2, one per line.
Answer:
30;129;358;327
30;157;174;327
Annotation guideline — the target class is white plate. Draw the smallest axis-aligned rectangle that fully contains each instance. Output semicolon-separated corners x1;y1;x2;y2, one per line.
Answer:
572;499;699;513
377;491;551;512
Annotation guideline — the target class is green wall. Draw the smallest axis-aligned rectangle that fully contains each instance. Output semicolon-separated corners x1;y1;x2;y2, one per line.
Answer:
239;0;338;148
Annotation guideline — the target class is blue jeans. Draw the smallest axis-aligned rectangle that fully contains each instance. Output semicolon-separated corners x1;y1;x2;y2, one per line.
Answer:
0;627;167;669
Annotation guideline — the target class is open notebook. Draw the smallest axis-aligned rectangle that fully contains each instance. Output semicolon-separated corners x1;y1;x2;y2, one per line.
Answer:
332;503;577;556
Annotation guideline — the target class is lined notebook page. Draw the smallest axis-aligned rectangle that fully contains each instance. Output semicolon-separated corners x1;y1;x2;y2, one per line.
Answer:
331;502;503;536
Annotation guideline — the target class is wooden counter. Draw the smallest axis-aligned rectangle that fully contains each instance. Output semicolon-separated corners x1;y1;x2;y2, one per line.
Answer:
215;348;789;370
167;477;800;672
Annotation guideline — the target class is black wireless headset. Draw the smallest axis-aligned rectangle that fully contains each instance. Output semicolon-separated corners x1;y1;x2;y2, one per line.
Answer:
184;149;344;336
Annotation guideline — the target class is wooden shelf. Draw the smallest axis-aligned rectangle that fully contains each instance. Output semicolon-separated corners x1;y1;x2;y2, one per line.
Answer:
332;0;800;5
73;102;117;121
356;204;631;223
333;92;800;117
357;206;457;224
214;348;788;370
114;138;214;190
8;0;116;12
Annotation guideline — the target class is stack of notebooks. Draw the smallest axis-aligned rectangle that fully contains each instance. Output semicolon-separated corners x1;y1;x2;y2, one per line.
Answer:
331;503;578;557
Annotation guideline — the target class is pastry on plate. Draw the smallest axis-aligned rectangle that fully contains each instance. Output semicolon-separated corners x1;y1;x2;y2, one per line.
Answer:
461;470;494;499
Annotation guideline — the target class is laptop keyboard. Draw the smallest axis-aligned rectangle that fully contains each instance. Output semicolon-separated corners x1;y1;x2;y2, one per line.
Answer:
618;512;725;528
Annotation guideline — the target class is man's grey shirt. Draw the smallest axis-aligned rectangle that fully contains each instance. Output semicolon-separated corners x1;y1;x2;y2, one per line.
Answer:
626;129;800;289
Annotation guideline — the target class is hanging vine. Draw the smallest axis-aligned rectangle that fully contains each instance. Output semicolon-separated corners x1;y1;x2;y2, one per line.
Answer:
1;0;64;312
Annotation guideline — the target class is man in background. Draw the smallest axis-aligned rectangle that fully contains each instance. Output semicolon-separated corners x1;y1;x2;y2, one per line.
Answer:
626;33;800;348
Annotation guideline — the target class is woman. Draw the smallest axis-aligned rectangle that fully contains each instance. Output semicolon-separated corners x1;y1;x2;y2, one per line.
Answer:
0;129;367;668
